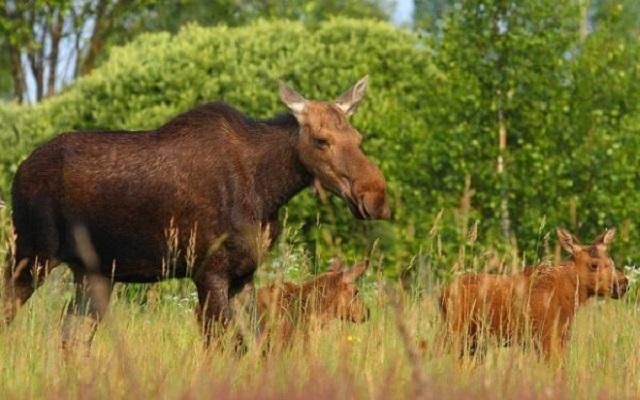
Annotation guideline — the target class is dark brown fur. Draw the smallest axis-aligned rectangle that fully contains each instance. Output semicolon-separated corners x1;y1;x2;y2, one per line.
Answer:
4;78;389;349
440;228;628;360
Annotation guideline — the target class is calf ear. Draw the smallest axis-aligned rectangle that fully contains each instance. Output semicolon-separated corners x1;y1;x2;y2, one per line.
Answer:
593;228;616;248
329;258;344;272
557;228;581;255
279;81;307;119
335;76;368;117
342;259;370;282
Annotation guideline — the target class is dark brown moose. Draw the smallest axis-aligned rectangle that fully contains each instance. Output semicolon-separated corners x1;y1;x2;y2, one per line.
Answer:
252;258;370;350
440;228;628;360
4;77;389;350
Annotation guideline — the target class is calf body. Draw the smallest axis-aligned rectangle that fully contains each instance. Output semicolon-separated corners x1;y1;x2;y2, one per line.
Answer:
440;228;627;359
4;78;389;349
253;259;369;348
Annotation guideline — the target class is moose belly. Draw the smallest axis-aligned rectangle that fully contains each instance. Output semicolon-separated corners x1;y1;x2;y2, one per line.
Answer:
59;215;196;283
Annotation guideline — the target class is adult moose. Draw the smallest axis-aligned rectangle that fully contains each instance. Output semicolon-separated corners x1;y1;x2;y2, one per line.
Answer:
4;76;390;350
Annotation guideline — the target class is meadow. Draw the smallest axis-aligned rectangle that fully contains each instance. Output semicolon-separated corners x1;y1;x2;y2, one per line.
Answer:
1;5;640;399
1;206;638;400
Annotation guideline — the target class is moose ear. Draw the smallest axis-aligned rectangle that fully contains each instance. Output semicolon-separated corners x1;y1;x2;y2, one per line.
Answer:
335;75;368;117
557;228;582;255
342;259;369;283
593;228;616;248
279;80;307;118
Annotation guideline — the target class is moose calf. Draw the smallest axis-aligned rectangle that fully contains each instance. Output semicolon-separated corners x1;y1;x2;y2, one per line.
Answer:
440;228;628;360
252;259;370;350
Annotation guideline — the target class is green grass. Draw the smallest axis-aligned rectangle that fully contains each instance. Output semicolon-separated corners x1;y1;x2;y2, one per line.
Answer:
0;208;639;399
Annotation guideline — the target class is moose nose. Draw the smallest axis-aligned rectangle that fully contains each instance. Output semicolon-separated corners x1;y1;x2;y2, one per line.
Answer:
359;187;391;220
351;160;390;220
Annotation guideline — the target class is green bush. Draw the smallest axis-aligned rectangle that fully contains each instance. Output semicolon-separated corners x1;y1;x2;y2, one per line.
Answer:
0;19;439;277
1;16;639;279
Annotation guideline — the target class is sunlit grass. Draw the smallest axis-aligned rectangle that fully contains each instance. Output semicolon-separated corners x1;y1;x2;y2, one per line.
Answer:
1;205;639;399
0;269;638;399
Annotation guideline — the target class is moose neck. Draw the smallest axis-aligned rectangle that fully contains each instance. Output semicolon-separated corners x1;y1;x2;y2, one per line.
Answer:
254;115;312;219
562;263;591;305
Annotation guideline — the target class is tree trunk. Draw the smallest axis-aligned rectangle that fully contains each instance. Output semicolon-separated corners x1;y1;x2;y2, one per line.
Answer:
27;51;44;101
47;10;64;98
25;6;46;101
495;5;511;241
79;0;109;77
7;45;25;103
497;104;510;239
1;3;25;102
579;0;591;41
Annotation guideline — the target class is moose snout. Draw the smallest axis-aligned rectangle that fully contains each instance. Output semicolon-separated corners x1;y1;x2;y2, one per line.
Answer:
361;190;391;220
352;165;390;220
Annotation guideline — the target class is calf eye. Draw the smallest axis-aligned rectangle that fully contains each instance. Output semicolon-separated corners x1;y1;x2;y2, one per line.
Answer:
590;262;599;271
313;138;330;149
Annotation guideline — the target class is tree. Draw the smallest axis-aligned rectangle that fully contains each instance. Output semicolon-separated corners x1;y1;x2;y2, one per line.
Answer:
0;0;392;103
136;0;392;31
426;0;579;244
0;37;14;100
413;0;451;30
590;0;640;38
0;0;154;103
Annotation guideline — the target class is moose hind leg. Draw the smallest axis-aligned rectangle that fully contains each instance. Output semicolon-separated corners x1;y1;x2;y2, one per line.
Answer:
3;256;57;325
61;273;112;356
5;201;61;325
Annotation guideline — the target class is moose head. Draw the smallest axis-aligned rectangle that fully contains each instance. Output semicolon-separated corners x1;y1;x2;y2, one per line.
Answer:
279;77;390;220
557;228;628;299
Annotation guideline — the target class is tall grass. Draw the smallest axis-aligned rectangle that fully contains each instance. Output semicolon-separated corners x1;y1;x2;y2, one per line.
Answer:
0;204;638;399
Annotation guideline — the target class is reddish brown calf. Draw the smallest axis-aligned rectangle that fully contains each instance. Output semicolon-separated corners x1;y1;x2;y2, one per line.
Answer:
254;259;370;349
440;228;628;360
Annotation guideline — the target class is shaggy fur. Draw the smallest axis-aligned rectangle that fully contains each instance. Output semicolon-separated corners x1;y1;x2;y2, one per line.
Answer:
440;228;628;360
253;259;369;350
4;78;389;350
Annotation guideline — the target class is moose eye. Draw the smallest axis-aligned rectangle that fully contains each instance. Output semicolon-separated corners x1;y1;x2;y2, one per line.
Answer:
313;138;330;149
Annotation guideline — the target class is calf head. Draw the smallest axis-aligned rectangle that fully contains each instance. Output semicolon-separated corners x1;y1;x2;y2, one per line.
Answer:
557;228;628;299
279;77;390;220
313;259;371;323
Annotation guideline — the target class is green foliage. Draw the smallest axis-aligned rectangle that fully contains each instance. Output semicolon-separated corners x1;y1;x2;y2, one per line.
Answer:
1;13;640;279
413;0;450;30
420;0;640;268
111;0;391;36
0;19;436;276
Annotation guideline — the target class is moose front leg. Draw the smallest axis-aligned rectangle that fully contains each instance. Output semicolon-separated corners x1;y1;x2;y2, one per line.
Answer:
540;324;570;364
61;273;112;356
195;274;244;352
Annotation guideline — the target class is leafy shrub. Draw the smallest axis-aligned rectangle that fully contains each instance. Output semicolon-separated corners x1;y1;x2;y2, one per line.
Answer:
1;16;639;280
